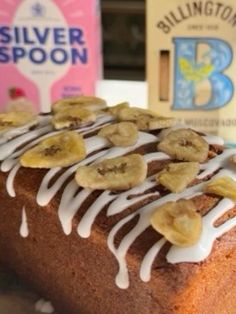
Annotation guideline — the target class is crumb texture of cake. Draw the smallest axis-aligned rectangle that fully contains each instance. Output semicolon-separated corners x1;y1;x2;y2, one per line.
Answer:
0;98;235;314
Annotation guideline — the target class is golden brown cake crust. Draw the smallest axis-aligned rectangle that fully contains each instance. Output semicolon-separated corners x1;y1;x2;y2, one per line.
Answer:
0;164;235;314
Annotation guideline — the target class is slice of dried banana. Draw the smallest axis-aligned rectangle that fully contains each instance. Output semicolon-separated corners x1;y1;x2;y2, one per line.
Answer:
150;199;202;247
52;96;107;113
157;162;199;193
98;122;138;147
20;131;86;168
157;128;172;141
158;129;209;162
75;154;147;190
204;176;236;200
0;111;38;134
52;107;96;130
117;107;175;131
107;102;130;116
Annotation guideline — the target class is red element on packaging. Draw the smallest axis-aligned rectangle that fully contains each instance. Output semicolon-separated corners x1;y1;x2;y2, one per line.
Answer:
9;87;26;100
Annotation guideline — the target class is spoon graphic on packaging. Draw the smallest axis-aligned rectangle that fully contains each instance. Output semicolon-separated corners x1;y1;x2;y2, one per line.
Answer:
13;0;70;113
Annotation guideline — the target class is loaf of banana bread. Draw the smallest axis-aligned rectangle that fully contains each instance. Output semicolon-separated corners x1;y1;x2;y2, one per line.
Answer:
0;97;235;314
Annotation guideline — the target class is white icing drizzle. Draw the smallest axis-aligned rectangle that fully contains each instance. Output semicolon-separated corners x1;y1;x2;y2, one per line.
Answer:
107;213;138;289
107;175;158;217
107;181;204;289
84;136;108;155
56;149;113;236
144;152;170;163
6;163;20;197
107;166;236;289
0;115;113;200
37;150;107;207
167;197;236;263
0;124;53;161
58;135;159;237
19;206;29;238
73;152;167;237
1;117;114;198
0;115;113;171
203;134;224;146
140;238;166;282
37;167;62;205
80;114;115;135
198;148;236;179
0;115;50;145
1;127;59;172
106;153;170;216
75;152;169;236
59;183;91;235
5;114;159;281
77;190;116;238
4;136;108;198
1;112;236;290
106;153;169;217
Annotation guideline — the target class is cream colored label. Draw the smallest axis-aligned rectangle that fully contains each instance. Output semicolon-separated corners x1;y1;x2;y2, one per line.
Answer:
147;0;236;143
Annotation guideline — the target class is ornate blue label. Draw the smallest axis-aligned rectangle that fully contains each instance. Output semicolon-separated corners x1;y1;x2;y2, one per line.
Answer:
173;37;234;110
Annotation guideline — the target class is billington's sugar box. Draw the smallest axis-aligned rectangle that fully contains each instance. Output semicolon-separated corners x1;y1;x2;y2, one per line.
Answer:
147;0;236;144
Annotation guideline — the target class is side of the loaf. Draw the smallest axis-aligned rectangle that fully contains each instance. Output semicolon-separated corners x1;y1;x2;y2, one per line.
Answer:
0;168;236;314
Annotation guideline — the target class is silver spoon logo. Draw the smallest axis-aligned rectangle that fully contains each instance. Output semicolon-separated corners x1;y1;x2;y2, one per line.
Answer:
31;2;46;18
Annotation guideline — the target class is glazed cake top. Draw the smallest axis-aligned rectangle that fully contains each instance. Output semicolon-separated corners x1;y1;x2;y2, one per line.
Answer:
0;96;236;289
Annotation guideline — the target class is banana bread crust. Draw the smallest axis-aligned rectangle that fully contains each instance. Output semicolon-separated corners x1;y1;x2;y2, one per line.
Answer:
0;165;235;314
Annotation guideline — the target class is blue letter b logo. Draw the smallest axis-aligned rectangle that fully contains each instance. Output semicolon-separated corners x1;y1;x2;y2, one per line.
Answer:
173;38;233;110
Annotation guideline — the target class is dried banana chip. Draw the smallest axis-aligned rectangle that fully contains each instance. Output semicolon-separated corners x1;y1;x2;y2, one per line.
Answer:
157;162;199;193
52;96;107;113
204;176;236;200
98;122;138;147
157;128;172;140
117;107;175;131
107;102;130;116
20;131;86;168
158;129;209;162
75;154;147;190
150;199;202;247
52;107;96;130
0;111;38;134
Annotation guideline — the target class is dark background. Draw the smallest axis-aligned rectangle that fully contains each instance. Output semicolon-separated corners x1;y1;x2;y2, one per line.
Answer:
101;0;145;80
